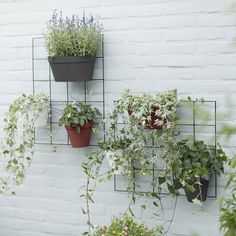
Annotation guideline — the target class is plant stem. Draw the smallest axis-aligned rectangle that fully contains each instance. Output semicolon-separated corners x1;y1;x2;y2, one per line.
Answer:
164;196;178;235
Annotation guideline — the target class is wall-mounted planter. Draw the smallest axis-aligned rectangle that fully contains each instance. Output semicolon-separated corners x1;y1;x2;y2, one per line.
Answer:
106;150;124;175
65;122;92;148
184;178;209;202
48;56;96;82
18;105;49;129
29;107;49;128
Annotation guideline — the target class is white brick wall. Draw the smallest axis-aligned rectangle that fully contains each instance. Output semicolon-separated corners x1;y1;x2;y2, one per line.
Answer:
0;0;235;235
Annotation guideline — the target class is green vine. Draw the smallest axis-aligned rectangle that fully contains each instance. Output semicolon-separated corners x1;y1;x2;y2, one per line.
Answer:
0;93;49;193
81;89;180;235
81;89;228;235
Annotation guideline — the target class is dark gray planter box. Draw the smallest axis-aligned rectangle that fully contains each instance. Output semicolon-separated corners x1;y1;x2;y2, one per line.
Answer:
48;56;96;82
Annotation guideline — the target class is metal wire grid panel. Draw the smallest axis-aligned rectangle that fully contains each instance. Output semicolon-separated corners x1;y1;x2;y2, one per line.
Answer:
32;37;218;198
32;36;105;146
113;100;218;198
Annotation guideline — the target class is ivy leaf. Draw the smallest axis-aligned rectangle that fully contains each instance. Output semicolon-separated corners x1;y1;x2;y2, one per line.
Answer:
153;201;159;207
192;198;203;206
81;208;87;214
12;159;18;165
159;177;166;185
141;204;146;210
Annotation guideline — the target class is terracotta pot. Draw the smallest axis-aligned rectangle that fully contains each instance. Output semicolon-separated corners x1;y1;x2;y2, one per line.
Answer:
48;56;96;82
65;122;92;148
184;178;209;202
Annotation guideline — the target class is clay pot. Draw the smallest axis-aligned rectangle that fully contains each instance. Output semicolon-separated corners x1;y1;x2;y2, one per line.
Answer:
65;122;92;148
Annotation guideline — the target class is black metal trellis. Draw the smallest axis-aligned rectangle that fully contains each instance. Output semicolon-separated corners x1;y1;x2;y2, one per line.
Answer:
113;100;218;198
32;36;105;146
32;36;218;198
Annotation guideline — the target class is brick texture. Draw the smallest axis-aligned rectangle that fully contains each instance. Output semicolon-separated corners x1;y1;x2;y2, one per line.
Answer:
0;0;235;235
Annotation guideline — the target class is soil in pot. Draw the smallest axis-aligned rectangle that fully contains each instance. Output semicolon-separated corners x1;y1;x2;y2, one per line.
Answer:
65;122;92;148
184;178;209;202
48;56;96;82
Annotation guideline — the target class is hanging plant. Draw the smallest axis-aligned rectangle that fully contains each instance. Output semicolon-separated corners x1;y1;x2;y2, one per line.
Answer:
114;89;179;131
44;10;103;82
0;93;49;193
81;89;180;235
175;139;227;203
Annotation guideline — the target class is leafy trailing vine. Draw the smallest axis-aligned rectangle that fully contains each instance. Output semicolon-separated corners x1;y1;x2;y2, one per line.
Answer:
81;89;180;235
0;93;49;193
81;89;228;235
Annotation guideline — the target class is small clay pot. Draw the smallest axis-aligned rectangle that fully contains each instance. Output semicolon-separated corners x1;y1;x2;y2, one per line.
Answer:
65;122;92;148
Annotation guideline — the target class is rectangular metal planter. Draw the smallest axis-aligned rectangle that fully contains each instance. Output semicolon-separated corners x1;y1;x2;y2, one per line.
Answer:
48;56;96;82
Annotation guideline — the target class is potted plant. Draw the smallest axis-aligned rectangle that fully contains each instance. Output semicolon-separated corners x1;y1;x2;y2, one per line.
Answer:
115;89;179;131
81;89;180;234
176;139;228;202
93;215;163;236
59;102;101;148
1;93;49;192
44;10;103;82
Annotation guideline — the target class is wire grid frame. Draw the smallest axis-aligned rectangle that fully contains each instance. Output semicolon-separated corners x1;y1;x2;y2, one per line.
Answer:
32;36;105;146
113;100;218;198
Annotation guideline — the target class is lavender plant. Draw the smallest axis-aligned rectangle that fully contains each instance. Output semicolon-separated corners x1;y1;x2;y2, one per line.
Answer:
44;10;103;57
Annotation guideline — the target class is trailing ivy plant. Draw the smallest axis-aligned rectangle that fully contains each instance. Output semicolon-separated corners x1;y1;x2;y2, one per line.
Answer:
44;10;103;57
81;89;180;235
115;89;179;130
0;93;49;193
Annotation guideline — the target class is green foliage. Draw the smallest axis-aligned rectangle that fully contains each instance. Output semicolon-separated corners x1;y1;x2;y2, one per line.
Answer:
115;89;179;130
98;138;132;151
177;139;227;182
81;89;180;234
219;156;236;236
58;102;101;132
81;89;229;235
44;10;103;57
93;215;163;236
0;93;49;193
